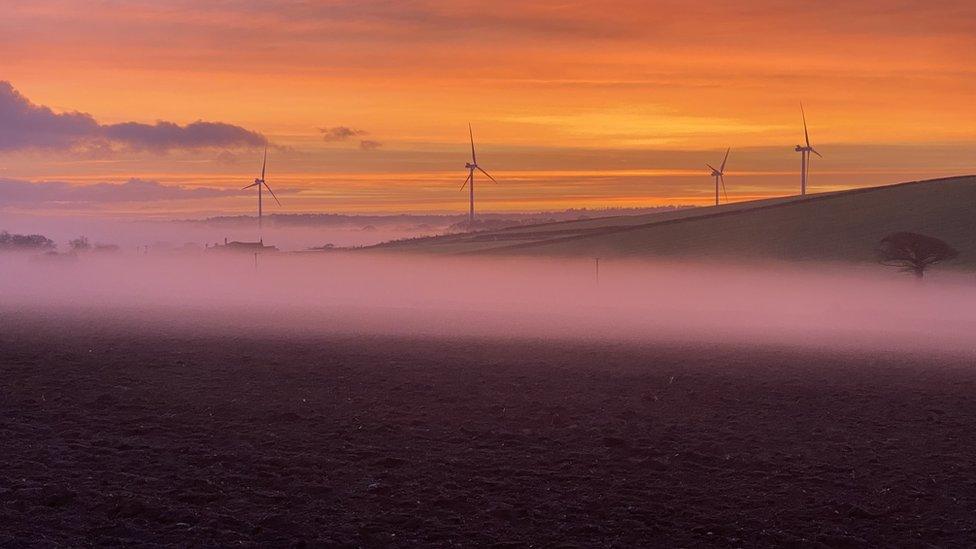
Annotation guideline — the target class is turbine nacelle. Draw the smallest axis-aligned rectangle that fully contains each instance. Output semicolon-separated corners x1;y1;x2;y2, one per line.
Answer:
465;162;477;170
795;145;822;157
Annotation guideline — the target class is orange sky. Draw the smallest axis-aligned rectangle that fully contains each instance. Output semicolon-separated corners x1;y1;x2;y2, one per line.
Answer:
1;0;974;216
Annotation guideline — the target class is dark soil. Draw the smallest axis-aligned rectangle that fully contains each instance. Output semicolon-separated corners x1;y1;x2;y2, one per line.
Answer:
2;312;976;547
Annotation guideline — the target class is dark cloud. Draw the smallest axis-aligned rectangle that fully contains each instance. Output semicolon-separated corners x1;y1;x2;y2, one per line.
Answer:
102;120;265;152
0;82;99;150
319;126;366;142
0;81;265;153
0;178;243;204
359;139;382;150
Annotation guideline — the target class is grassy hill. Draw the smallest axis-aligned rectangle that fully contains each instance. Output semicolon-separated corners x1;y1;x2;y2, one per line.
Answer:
369;175;976;266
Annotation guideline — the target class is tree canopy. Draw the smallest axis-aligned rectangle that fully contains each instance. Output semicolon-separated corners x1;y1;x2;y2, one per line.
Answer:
878;232;958;278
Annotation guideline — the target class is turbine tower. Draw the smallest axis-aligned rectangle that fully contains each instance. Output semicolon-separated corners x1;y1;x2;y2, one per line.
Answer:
794;104;823;195
706;147;730;206
242;146;281;234
459;124;498;226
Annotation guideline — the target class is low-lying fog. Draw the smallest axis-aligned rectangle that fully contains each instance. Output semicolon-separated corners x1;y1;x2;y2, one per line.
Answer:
1;213;441;251
2;249;975;357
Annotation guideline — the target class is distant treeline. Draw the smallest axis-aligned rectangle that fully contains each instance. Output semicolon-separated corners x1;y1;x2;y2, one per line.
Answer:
187;206;691;229
0;231;55;251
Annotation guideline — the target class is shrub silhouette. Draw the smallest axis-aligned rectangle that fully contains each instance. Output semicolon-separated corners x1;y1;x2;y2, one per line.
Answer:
878;232;958;278
68;236;91;252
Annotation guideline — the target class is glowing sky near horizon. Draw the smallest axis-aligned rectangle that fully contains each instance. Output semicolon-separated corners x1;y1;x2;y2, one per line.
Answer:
1;0;974;216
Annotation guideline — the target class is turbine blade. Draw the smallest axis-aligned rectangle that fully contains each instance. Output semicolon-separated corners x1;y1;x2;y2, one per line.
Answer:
261;146;268;181
459;171;472;191
720;174;729;202
811;147;823;159
469;123;477;164
705;163;718;173
801;103;810;148
242;182;259;190
263;182;281;206
720;147;730;172
477;166;498;183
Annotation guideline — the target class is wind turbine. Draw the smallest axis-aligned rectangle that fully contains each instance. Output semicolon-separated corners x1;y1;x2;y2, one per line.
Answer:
242;146;281;233
794;104;823;195
459;124;498;226
706;147;730;206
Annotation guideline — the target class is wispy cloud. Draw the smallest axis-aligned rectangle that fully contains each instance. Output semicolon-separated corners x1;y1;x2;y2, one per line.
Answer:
319;126;382;150
0;81;266;153
0;178;243;204
319;126;366;142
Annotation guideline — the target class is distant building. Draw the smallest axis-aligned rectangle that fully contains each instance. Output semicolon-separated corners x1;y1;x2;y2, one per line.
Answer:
208;237;279;253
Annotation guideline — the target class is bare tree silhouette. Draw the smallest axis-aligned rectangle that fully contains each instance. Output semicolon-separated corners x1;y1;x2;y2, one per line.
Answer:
878;232;958;278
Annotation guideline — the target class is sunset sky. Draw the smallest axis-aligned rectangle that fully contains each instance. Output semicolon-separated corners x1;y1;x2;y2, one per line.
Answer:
1;0;974;216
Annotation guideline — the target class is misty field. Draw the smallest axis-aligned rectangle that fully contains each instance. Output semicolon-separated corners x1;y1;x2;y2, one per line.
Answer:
3;311;976;546
3;250;976;545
